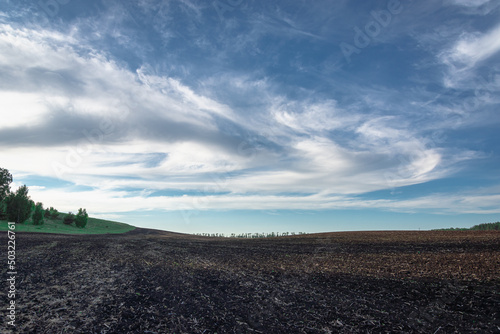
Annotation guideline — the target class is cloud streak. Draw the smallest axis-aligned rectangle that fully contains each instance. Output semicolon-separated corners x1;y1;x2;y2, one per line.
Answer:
441;24;500;72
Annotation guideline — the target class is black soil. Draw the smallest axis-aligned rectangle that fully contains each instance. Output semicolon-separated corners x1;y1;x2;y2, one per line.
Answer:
2;229;499;333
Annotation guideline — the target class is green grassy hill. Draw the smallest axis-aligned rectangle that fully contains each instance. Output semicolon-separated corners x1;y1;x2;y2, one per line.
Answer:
0;215;135;234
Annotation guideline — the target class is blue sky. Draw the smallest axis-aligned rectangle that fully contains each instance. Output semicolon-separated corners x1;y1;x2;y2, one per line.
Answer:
0;0;499;234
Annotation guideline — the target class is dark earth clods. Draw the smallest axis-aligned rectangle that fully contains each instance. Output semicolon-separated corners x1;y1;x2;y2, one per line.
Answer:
2;229;499;333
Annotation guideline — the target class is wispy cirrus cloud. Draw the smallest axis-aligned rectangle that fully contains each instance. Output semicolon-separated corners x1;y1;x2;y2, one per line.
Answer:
445;0;500;15
1;22;481;191
24;181;500;216
440;23;500;73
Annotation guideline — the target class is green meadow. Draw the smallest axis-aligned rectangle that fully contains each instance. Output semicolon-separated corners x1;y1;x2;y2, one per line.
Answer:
0;216;135;235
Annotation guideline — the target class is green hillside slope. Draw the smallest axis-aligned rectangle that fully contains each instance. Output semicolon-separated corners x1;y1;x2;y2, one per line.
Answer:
0;216;135;234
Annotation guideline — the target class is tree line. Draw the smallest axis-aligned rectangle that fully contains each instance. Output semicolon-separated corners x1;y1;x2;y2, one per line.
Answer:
470;222;500;231
0;168;88;228
436;222;500;231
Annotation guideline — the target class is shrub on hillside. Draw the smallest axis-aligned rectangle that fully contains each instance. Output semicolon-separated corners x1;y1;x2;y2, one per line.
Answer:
63;212;75;225
75;208;88;228
49;207;59;219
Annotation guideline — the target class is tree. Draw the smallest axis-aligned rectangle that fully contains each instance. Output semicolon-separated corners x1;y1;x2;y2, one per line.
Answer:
0;168;13;219
5;185;34;224
44;208;51;218
75;208;88;228
0;167;13;203
33;202;44;225
63;212;75;225
50;207;59;220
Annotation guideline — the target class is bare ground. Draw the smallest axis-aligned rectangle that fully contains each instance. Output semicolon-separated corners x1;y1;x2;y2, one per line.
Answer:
2;229;500;333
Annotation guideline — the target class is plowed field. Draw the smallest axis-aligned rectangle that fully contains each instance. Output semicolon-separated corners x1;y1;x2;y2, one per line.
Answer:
2;229;499;333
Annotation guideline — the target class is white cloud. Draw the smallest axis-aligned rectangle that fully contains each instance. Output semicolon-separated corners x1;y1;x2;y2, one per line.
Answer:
440;24;500;87
445;0;499;15
0;21;491;218
25;183;500;216
444;24;500;68
447;0;492;7
0;23;235;132
272;99;360;133
0;92;48;128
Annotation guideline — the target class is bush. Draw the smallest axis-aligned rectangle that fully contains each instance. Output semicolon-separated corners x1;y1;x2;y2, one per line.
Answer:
44;208;51;218
63;212;75;225
75;208;88;228
33;202;44;225
49;207;59;219
5;185;33;224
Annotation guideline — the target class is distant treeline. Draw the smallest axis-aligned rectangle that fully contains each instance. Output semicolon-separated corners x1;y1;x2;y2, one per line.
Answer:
470;222;500;230
437;222;500;231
